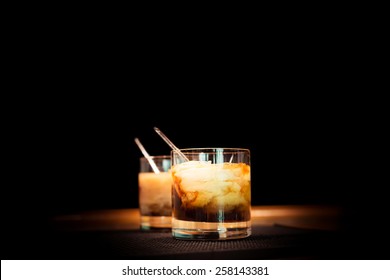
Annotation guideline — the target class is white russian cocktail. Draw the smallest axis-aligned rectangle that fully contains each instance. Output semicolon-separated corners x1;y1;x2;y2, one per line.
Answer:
138;156;172;229
171;148;251;240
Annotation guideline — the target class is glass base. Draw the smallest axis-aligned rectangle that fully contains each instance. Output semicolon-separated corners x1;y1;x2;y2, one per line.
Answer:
140;215;172;230
172;218;251;240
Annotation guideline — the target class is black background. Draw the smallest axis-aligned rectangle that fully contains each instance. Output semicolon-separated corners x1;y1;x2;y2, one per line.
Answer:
24;96;352;216
7;67;361;221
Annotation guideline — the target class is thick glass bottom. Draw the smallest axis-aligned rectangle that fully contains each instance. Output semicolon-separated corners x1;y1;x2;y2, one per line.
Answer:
172;218;251;240
140;215;172;230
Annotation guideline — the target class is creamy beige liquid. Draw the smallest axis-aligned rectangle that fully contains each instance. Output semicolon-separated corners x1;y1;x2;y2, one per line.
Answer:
171;161;251;222
138;172;172;217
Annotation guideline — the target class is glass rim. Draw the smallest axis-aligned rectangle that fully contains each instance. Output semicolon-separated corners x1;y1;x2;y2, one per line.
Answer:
140;155;171;160
172;147;250;153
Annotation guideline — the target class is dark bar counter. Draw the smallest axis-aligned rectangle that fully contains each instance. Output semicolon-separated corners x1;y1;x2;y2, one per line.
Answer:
3;205;361;260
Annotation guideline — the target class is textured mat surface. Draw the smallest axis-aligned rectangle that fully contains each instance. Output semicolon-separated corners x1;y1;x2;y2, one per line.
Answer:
4;225;345;259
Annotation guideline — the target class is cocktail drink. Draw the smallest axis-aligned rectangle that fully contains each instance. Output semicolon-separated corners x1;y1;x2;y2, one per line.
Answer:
171;148;251;240
138;155;172;230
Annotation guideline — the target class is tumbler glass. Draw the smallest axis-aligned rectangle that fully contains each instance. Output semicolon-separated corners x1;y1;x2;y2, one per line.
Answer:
171;148;251;240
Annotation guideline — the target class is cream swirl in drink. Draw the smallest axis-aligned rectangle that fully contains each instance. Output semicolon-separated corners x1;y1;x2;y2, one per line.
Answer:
171;160;251;224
